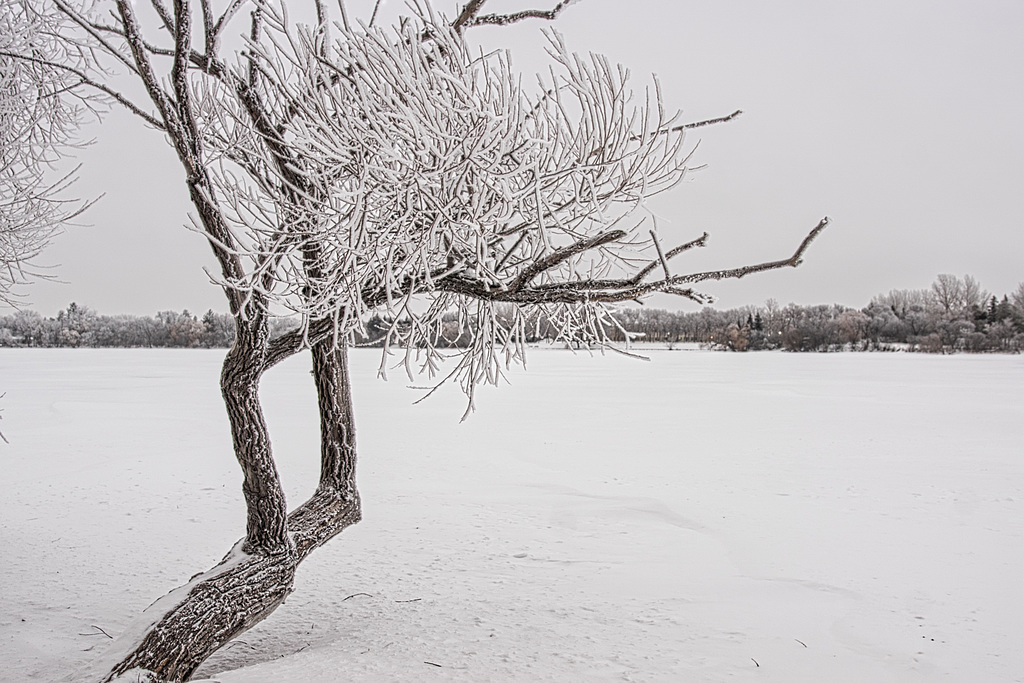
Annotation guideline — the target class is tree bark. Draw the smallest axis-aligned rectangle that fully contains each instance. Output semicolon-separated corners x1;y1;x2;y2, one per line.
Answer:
102;340;361;682
311;341;357;496
220;322;290;555
103;544;297;682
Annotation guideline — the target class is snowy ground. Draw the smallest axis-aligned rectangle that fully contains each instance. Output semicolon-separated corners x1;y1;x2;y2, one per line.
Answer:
1;348;1022;682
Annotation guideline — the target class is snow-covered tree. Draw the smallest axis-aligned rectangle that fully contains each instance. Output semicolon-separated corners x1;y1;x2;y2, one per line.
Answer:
4;0;828;678
0;0;95;305
1010;282;1024;316
928;273;989;318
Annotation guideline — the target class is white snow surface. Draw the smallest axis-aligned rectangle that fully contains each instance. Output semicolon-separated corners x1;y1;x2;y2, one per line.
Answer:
1;348;1022;682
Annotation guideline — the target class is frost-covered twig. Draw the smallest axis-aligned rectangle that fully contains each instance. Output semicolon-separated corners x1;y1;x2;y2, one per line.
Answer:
179;8;829;396
1;0;102;304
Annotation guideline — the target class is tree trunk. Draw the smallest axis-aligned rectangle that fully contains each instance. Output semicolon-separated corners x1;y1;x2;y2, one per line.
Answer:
102;338;361;682
220;325;290;555
311;341;357;496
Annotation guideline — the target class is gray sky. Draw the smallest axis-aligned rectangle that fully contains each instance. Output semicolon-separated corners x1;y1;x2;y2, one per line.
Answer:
12;0;1024;316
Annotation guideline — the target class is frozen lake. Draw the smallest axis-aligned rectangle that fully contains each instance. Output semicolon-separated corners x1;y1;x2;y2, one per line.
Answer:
1;348;1022;681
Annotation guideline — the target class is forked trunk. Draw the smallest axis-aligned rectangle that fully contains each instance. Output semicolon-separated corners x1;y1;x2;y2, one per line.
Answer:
101;338;360;682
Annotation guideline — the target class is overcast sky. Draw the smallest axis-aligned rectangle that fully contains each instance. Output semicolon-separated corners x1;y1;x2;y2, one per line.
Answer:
11;0;1024;317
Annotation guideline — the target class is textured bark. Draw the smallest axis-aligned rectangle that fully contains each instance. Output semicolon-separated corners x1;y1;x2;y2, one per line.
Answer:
105;545;297;682
103;340;361;681
311;341;357;495
221;323;290;555
289;483;362;563
104;490;361;682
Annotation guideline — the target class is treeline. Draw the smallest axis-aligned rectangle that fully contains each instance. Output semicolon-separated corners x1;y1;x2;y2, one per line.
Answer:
3;275;1023;353
609;274;1024;353
0;304;237;348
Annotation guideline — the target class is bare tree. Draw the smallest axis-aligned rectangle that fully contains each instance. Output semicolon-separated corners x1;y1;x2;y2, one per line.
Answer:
1012;282;1024;315
929;273;989;318
6;1;828;679
961;274;988;311
929;273;965;316
871;288;929;318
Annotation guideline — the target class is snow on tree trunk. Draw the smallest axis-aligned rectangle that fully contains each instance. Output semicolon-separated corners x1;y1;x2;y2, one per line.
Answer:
101;340;361;681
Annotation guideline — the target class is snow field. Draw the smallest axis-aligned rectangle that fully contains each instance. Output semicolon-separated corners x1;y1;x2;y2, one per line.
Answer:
1;348;1022;681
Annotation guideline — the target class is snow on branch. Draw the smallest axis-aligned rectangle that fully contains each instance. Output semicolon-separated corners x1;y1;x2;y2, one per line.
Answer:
178;5;826;401
3;0;820;398
459;0;581;29
1;0;100;304
197;18;670;312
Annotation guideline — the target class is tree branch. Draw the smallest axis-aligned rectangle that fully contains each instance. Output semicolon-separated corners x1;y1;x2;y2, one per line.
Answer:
677;109;743;131
171;0;196;139
630;109;743;145
439;218;830;305
452;0;488;30
631;231;708;284
507;229;625;291
467;0;580;27
52;0;141;76
149;0;176;33
214;0;247;36
672;216;830;285
264;318;336;370
0;50;165;129
368;0;383;27
115;0;180;131
649;229;671;280
199;0;216;59
76;9;207;65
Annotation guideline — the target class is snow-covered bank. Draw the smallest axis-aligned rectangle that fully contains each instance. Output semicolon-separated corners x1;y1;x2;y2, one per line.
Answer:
1;349;1022;681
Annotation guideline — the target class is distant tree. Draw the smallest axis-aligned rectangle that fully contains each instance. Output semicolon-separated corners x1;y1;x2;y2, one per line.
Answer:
962;274;988;311
984;319;1018;351
862;302;904;346
928;274;988;319
994;295;1017;330
201;309;234;347
5;1;829;677
930;274;965;316
722;322;749;351
55;301;95;346
155;310;205;347
871;288;929;318
1011;283;1024;317
6;308;43;345
836;309;868;346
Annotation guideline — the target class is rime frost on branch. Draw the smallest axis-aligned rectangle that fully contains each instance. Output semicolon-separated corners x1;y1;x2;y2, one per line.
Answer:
194;9;705;400
0;0;94;304
7;0;823;405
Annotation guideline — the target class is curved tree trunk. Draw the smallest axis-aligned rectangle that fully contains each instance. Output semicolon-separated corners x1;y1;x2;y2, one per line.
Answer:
102;544;298;682
102;491;361;682
220;323;290;556
101;336;361;682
